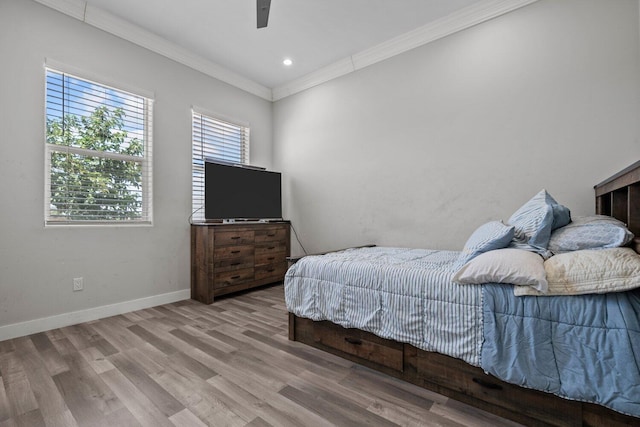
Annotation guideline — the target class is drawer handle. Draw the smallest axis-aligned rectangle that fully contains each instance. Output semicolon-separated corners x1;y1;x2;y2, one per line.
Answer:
231;250;241;254
267;246;276;250
268;257;275;261
267;233;276;237
344;337;362;345
472;378;503;390
231;275;241;279
230;262;241;266
267;268;275;272
231;236;241;240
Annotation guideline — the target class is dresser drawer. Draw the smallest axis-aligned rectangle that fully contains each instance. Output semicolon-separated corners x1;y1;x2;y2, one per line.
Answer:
214;268;254;288
212;255;254;272
255;227;288;243
255;262;288;281
256;242;287;256
214;245;254;261
415;351;581;425
312;321;403;372
255;251;286;266
215;230;255;246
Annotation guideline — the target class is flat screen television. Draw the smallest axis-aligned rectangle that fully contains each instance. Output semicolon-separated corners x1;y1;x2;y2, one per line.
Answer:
204;161;282;221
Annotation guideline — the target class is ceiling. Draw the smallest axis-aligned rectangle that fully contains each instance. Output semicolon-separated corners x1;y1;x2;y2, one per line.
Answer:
36;0;538;100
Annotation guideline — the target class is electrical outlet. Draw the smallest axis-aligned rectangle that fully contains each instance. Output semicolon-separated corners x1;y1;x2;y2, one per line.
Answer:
73;277;83;291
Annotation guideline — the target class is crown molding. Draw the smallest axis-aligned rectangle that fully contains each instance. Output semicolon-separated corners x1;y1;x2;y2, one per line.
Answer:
35;0;539;103
272;58;356;101
272;0;540;101
34;0;85;20
34;0;274;101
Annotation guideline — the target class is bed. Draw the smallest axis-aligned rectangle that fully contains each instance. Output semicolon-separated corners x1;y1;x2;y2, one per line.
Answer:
285;160;640;427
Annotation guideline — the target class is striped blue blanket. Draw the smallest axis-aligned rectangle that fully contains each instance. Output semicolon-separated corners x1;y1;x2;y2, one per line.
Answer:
284;247;483;366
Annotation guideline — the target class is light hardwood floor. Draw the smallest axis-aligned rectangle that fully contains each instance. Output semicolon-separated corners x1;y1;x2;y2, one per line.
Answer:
0;285;522;427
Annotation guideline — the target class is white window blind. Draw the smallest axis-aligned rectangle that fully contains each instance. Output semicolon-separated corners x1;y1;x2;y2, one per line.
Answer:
192;111;250;221
45;68;153;224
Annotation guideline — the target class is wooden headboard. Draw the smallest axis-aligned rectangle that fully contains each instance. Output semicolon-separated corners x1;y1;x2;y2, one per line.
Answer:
594;159;640;253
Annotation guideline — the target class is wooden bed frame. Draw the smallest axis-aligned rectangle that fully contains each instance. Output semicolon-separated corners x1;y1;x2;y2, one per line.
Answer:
288;160;640;427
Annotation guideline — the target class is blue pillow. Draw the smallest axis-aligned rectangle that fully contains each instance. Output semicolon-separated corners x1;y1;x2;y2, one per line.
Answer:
550;200;571;231
458;221;515;265
507;190;570;254
549;215;634;253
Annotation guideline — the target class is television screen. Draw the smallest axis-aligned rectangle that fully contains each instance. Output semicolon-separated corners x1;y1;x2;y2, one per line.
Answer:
205;162;282;220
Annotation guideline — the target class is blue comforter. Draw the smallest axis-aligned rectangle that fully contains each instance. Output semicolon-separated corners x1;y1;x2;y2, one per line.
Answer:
482;284;640;417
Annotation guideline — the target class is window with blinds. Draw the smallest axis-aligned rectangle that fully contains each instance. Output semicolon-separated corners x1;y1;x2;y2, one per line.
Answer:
45;68;153;224
191;111;250;221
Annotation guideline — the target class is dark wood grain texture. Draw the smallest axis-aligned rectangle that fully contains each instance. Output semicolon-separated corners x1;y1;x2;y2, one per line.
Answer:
191;222;291;304
290;313;639;427
595;160;640;240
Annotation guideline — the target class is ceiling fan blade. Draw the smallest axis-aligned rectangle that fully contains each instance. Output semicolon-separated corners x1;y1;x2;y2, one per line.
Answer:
257;0;271;28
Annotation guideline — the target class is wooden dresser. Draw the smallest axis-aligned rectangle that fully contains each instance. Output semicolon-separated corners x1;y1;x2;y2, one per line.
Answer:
191;221;290;304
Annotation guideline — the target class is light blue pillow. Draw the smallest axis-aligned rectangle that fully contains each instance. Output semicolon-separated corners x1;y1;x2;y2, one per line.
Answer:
549;215;634;253
458;221;515;265
507;190;570;254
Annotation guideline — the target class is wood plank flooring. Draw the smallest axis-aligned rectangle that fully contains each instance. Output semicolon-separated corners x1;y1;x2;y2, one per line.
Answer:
0;285;522;427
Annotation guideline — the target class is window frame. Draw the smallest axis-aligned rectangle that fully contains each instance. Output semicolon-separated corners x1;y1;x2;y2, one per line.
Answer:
44;62;154;226
191;108;250;222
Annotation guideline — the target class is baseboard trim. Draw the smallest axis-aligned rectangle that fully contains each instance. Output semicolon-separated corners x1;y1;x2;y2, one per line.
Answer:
0;289;191;342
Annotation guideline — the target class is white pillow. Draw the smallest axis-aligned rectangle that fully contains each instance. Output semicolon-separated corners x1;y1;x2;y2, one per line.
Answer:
514;247;640;296
453;248;548;292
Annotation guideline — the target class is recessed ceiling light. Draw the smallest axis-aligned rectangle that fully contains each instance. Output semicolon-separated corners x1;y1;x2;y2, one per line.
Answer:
283;58;293;66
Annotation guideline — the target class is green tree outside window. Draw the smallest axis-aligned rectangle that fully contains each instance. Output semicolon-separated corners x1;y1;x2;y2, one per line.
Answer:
45;68;152;224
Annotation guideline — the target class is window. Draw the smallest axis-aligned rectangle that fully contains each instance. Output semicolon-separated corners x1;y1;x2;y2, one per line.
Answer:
45;68;153;224
191;110;250;221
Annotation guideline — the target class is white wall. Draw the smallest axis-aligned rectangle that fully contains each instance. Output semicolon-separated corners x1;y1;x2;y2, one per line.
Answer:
274;0;640;255
2;0;640;338
0;0;273;335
